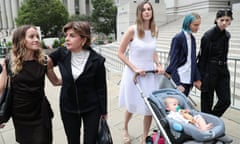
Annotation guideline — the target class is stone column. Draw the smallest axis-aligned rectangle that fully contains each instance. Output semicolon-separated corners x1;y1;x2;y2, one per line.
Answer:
0;0;7;30
5;0;14;30
67;0;75;15
0;2;2;30
86;0;91;15
11;0;18;28
89;0;93;11
80;0;86;15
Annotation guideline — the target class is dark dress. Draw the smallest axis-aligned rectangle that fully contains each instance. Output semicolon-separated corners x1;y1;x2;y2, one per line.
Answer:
11;60;53;144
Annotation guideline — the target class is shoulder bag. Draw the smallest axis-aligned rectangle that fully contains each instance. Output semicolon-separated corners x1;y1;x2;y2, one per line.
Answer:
0;59;12;123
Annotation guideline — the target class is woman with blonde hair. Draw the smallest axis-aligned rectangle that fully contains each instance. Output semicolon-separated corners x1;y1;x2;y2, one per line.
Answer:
118;1;164;143
0;25;61;144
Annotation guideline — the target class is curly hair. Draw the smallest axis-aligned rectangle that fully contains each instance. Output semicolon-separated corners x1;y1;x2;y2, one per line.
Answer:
11;25;45;75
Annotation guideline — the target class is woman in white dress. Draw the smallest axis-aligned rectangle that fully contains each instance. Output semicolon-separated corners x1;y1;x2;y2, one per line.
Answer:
117;1;164;143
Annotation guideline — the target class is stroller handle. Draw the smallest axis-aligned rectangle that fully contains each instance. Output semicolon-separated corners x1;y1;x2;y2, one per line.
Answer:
133;70;171;84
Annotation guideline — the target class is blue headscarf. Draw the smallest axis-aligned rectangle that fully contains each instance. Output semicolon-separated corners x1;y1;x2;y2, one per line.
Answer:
182;13;197;33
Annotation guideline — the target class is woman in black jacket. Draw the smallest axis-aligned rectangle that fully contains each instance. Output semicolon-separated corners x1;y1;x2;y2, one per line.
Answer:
198;9;233;117
49;21;107;144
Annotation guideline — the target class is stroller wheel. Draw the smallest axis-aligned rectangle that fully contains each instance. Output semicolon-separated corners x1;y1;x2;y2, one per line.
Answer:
216;135;233;144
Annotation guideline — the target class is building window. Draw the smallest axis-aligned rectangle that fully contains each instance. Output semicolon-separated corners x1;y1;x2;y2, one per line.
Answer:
86;0;90;15
75;0;79;15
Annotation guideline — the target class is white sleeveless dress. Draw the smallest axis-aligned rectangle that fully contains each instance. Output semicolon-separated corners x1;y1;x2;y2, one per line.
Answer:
119;25;160;115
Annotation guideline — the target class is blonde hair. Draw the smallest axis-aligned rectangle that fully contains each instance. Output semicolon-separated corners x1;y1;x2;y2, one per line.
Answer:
164;97;178;106
11;25;44;75
135;1;157;39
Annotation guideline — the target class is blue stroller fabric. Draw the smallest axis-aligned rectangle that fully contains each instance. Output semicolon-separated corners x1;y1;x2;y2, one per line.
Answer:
148;88;225;142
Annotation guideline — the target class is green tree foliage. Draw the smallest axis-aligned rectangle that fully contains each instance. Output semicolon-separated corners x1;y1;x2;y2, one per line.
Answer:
16;0;69;38
91;0;117;38
52;37;65;48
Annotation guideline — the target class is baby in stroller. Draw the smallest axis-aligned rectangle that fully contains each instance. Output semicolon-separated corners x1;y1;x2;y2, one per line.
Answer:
164;97;213;131
148;88;232;143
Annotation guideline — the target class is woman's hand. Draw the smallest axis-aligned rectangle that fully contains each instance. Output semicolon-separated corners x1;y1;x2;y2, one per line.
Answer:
177;85;185;93
134;68;146;76
101;114;108;120
194;80;202;90
0;123;5;128
156;64;165;74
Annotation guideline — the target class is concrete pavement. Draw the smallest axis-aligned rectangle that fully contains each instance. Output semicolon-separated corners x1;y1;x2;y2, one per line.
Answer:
0;69;240;144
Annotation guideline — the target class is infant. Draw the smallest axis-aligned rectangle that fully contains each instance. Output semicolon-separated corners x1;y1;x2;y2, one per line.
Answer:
164;97;213;131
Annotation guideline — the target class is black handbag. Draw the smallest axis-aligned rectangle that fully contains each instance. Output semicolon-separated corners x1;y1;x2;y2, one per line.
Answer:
97;118;113;144
0;58;12;124
0;74;12;123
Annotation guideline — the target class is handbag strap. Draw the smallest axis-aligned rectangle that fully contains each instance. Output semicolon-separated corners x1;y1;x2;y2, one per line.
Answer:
43;55;48;73
4;55;12;76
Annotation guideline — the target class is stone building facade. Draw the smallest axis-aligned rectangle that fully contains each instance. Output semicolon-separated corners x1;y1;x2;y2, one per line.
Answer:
0;0;239;40
0;0;91;39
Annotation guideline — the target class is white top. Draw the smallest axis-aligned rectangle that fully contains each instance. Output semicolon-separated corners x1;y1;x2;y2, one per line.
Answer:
71;50;90;80
167;111;189;123
177;31;192;84
167;111;202;124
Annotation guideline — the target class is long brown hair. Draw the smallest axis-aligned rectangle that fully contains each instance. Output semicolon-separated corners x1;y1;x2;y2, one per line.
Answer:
11;25;44;75
135;1;156;39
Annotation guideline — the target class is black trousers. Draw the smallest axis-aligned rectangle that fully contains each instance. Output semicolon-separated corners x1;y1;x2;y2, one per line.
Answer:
61;108;101;144
200;64;231;117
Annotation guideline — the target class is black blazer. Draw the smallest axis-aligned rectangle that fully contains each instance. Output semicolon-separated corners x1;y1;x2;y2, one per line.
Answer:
49;46;107;115
166;31;201;85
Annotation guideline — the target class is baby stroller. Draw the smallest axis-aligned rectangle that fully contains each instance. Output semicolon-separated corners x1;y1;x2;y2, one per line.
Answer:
134;71;232;144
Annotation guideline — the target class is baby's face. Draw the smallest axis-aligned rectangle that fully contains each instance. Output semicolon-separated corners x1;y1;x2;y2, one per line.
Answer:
166;98;179;111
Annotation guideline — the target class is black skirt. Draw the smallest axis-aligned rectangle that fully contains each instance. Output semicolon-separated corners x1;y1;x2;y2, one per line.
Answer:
14;123;52;144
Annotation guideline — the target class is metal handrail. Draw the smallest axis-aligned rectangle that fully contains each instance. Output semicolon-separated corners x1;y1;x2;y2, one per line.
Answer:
94;45;240;110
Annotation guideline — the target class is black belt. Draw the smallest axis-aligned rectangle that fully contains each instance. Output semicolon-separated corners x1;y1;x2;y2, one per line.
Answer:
209;60;227;65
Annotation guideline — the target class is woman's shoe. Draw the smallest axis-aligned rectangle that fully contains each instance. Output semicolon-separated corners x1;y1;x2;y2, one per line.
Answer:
123;130;131;144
